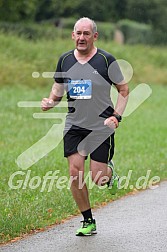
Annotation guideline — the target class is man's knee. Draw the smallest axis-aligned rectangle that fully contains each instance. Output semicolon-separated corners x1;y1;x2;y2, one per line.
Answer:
69;164;84;180
91;172;108;185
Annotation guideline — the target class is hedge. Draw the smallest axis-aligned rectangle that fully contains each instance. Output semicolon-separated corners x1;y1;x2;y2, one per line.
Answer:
117;19;153;44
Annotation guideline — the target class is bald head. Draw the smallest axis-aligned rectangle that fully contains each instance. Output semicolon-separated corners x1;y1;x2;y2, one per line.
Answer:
73;17;97;34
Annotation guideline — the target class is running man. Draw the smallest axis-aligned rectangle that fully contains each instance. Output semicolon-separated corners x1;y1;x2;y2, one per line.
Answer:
41;17;129;236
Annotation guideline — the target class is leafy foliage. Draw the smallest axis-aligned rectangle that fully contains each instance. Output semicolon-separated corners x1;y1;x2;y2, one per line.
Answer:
117;20;153;44
0;0;166;43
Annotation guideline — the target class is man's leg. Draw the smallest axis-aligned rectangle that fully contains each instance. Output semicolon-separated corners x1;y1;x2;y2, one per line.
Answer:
68;153;97;236
68;153;91;212
89;133;119;191
90;158;119;194
90;159;112;186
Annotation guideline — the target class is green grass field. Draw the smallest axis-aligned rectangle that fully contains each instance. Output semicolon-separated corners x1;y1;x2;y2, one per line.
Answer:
0;33;167;243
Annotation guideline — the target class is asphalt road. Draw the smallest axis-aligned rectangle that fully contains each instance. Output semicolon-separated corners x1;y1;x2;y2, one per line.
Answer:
1;181;167;252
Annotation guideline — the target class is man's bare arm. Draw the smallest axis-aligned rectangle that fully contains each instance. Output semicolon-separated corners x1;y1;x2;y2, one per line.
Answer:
104;83;129;128
41;82;64;111
114;83;129;116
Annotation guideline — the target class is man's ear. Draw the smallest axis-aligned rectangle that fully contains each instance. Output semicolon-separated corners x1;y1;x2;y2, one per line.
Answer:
94;32;98;41
72;31;75;40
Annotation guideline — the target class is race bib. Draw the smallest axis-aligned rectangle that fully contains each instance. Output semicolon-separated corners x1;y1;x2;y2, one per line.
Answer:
68;79;92;99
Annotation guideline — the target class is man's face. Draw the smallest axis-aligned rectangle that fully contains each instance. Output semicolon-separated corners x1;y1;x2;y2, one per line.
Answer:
72;21;98;54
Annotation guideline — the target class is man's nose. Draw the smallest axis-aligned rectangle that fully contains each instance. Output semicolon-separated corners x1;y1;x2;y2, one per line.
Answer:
79;33;84;40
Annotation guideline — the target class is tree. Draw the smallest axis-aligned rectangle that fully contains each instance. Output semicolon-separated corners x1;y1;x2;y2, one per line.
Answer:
125;0;167;43
0;0;166;44
0;0;38;22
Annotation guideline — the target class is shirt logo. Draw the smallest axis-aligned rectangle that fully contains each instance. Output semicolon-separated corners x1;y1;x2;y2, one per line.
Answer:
93;69;99;74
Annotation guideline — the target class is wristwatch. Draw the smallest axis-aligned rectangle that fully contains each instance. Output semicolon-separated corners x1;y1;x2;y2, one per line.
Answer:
112;114;122;122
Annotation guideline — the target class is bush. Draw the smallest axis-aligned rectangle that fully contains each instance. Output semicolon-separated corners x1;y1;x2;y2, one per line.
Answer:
153;28;167;45
96;21;115;41
60;17;77;30
0;21;72;40
1;19;165;45
117;19;153;45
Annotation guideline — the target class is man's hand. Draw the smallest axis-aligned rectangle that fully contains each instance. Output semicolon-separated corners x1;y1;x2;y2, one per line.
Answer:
104;116;119;129
41;98;55;111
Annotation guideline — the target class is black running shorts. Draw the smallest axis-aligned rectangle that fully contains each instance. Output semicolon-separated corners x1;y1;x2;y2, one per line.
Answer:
63;126;114;164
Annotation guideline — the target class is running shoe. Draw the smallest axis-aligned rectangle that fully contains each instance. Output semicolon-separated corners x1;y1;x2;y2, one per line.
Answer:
76;218;97;236
107;160;120;194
